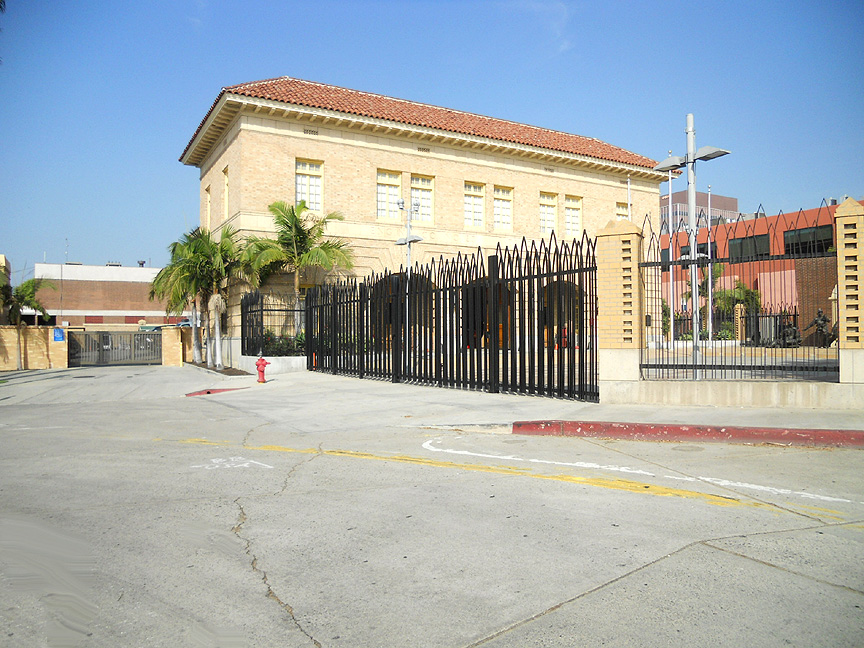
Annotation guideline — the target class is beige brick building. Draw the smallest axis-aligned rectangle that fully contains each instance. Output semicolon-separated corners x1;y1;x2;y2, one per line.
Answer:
181;77;667;278
180;77;667;359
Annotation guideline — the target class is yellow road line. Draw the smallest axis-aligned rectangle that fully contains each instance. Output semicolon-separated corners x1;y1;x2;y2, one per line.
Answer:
174;438;776;510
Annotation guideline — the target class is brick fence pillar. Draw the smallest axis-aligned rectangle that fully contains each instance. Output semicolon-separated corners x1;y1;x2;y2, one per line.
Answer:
835;198;864;383
48;327;68;369
595;219;644;398
161;327;184;367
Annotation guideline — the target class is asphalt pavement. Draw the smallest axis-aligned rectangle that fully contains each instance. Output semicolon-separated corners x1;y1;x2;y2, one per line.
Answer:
0;365;862;647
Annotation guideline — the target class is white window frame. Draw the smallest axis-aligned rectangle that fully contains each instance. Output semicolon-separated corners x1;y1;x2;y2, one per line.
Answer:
540;192;557;234
295;159;323;212
564;195;582;238
377;170;401;220
493;186;513;230
616;202;629;221
410;174;434;222
464;182;484;229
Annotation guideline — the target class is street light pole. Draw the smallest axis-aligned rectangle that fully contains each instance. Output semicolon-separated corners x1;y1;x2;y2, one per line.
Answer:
396;198;423;279
707;184;713;343
667;152;674;346
685;114;700;367
654;114;730;379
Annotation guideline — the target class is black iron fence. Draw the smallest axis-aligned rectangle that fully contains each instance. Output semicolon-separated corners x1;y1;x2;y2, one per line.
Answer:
641;205;839;381
240;290;305;356
306;234;598;401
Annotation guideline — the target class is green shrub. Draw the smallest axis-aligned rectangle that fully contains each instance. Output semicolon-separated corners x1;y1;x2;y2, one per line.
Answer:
715;322;734;340
262;329;305;356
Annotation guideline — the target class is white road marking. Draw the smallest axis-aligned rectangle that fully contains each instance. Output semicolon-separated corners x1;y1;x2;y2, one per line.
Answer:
421;438;854;504
191;457;273;470
420;439;655;476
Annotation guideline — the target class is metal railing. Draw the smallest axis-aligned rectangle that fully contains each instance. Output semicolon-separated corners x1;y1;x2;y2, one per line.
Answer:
641;207;839;381
240;290;305;356
306;233;598;401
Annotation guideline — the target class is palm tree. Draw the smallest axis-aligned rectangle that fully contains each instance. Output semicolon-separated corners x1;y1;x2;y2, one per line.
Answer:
0;277;55;370
200;226;254;369
150;229;208;364
151;226;255;369
245;200;354;301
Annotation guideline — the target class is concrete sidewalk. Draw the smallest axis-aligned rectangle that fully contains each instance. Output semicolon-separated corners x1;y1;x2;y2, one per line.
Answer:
207;365;864;445
3;365;862;444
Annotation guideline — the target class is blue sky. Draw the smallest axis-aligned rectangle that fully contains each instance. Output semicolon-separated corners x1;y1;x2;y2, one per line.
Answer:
1;0;862;282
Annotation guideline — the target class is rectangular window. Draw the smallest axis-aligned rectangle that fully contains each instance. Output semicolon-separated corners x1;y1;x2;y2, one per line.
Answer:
464;182;484;228
84;315;103;324
295;159;323;211
564;195;582;238
699;242;719;258
377;170;401;220
680;242;718;259
410;175;433;222
729;234;770;261
493;186;513;229
783;224;833;256
660;247;670;269
616;201;629;220
222;167;229;221
539;192;557;234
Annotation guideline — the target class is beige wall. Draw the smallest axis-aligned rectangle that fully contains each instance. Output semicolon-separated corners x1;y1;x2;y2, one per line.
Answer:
199;112;662;277
161;326;184;367
0;326;68;371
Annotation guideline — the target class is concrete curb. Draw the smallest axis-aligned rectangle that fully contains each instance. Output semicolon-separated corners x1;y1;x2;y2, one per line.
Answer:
512;420;864;448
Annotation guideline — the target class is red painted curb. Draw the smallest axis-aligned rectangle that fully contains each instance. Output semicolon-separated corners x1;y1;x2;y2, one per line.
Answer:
185;387;250;397
512;420;864;447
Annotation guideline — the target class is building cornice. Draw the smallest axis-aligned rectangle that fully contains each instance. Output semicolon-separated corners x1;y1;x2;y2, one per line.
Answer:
181;93;667;182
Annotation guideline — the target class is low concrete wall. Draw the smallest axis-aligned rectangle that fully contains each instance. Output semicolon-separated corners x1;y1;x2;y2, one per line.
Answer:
0;326;68;371
235;355;306;376
601;379;864;409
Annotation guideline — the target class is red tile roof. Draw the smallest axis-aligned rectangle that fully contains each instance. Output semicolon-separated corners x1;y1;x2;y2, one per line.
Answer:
182;77;659;170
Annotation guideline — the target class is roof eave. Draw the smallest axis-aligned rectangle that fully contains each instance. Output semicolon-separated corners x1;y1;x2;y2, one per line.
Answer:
180;92;239;167
182;93;666;181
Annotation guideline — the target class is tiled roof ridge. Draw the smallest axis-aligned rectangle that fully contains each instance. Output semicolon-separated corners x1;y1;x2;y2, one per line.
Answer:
181;76;659;169
219;76;656;169
225;76;617;151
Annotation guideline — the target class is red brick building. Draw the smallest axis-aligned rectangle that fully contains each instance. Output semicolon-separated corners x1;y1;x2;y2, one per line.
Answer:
661;200;862;343
33;262;186;328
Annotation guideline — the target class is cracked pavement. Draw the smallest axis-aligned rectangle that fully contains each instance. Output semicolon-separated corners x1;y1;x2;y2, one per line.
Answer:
0;366;862;647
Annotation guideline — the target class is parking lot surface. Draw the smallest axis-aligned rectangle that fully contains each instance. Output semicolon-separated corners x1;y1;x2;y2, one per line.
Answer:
1;366;862;647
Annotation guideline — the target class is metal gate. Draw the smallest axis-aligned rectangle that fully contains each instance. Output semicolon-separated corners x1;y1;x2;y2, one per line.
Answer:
306;233;598;402
68;330;162;367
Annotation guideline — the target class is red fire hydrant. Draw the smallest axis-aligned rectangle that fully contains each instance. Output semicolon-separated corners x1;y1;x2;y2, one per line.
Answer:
255;356;270;383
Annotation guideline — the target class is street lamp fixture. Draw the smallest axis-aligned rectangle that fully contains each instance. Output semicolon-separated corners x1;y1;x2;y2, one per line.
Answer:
395;198;423;277
653;114;730;378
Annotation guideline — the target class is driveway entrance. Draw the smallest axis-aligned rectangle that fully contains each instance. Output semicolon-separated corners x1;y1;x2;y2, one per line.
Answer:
68;330;162;366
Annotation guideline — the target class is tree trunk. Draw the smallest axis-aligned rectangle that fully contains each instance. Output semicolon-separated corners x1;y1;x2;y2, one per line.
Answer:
209;292;225;371
204;306;213;367
294;269;302;338
191;300;203;364
214;306;224;370
15;324;23;371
